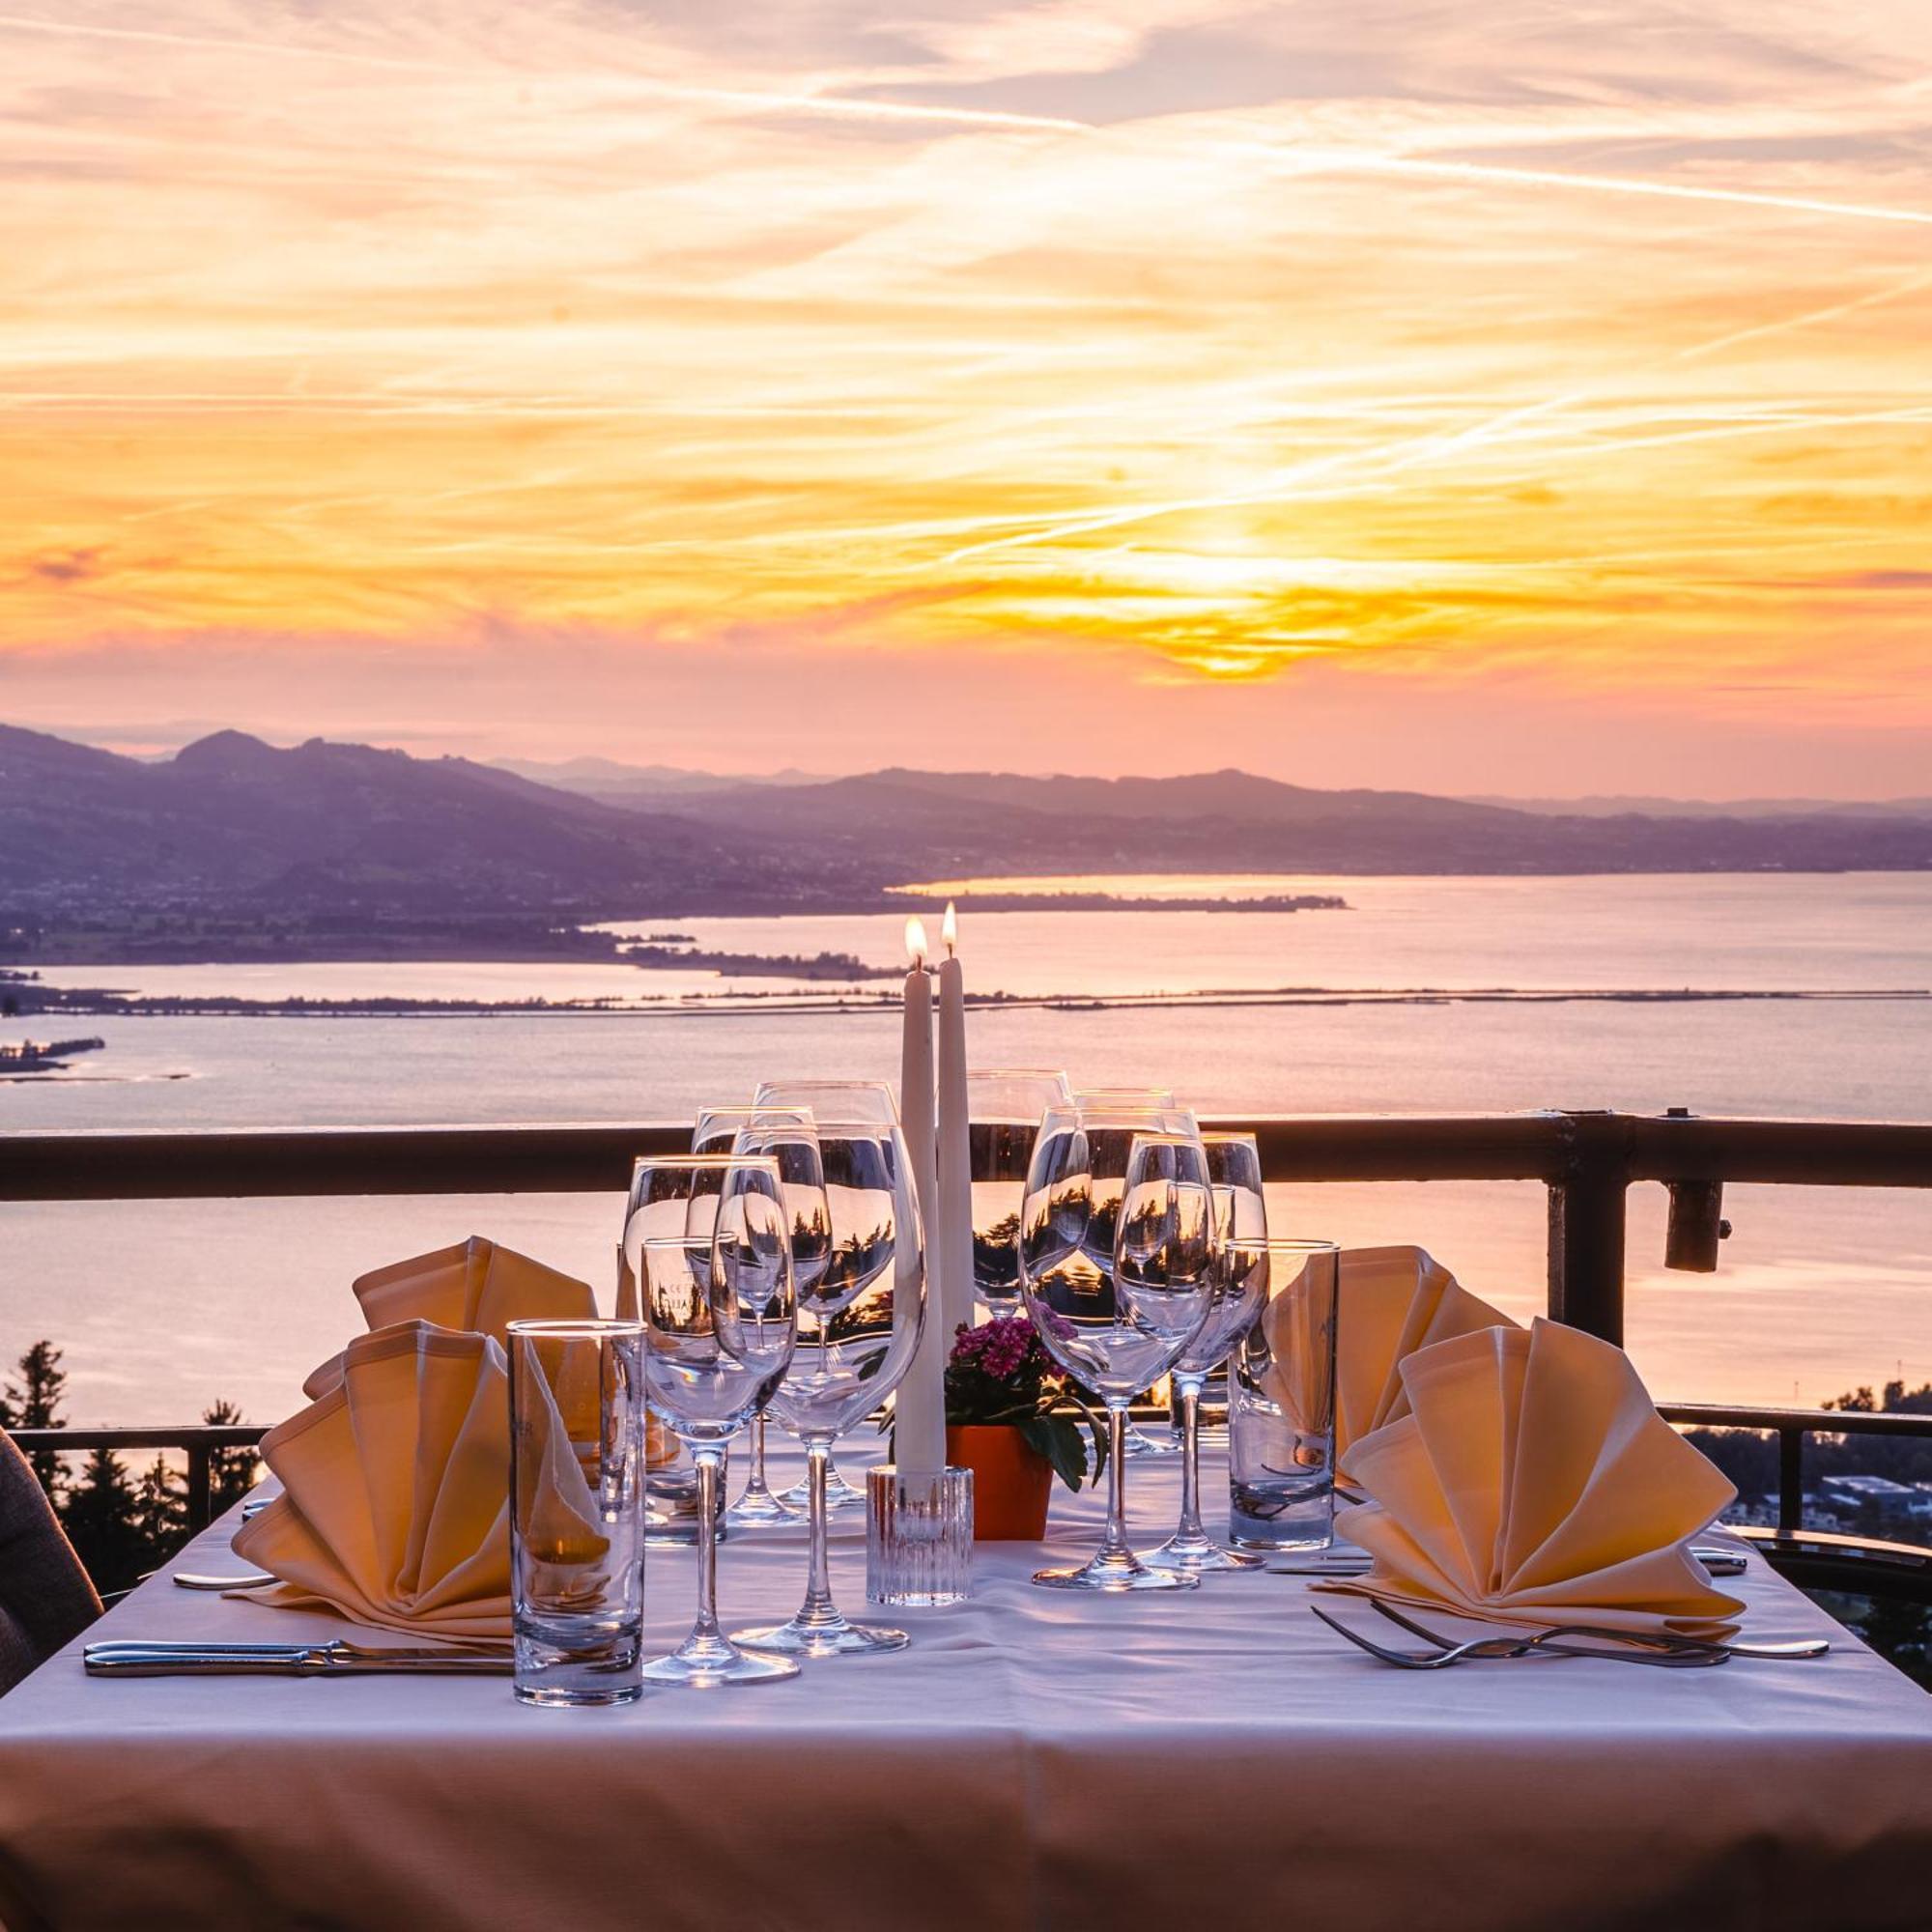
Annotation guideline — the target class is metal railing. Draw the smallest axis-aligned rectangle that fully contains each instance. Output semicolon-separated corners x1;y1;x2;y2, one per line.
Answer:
7;1110;1930;1583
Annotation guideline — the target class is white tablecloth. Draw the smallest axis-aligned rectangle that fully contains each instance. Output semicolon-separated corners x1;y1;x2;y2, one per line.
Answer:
0;1442;1927;1931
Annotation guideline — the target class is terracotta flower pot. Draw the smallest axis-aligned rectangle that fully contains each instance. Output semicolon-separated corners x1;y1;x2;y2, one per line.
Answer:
947;1425;1053;1541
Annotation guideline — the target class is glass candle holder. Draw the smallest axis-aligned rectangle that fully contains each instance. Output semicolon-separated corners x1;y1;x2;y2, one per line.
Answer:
867;1466;973;1607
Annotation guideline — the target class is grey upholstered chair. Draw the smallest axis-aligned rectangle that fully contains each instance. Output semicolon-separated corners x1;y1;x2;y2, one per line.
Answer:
0;1431;100;1692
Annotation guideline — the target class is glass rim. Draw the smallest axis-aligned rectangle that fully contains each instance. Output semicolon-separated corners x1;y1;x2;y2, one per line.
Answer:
630;1151;782;1175
1200;1128;1260;1145
1258;1236;1340;1255
505;1317;646;1339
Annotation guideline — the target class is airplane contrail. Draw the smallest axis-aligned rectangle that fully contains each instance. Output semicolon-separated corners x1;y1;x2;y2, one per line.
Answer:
0;13;1090;134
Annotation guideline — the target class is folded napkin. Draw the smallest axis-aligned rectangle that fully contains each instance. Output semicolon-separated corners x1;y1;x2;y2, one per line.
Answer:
302;1237;595;1399
1332;1244;1516;1463
236;1324;520;1646
1322;1319;1743;1638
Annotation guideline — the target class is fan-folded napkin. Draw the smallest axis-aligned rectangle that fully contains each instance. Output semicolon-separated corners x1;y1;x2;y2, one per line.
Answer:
301;1237;595;1399
1331;1244;1516;1463
1321;1319;1743;1637
236;1323;537;1645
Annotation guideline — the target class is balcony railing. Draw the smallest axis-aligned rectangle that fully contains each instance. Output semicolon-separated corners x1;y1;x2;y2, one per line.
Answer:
7;1110;1930;1589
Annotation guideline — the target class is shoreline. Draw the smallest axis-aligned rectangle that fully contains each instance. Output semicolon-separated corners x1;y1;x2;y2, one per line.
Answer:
7;983;1927;1024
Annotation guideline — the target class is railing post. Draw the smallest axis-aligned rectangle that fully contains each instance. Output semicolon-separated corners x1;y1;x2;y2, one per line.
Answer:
1547;1111;1630;1345
185;1443;213;1534
1779;1431;1804;1536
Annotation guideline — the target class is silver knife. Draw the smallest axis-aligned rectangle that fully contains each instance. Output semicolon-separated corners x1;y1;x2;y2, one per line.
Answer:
85;1638;511;1676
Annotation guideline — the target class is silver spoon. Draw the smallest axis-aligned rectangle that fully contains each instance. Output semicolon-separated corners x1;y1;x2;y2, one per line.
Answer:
173;1571;277;1592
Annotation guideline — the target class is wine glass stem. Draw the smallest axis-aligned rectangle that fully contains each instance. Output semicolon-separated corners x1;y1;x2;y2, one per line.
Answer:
745;1414;771;1496
798;1439;838;1627
692;1447;724;1641
1100;1403;1131;1559
1177;1378;1204;1541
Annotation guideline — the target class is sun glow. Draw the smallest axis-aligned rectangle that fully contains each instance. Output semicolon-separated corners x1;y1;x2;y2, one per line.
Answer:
2;0;1930;776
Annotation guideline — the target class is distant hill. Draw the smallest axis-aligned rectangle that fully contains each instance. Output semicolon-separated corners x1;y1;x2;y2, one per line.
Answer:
1464;793;1932;820
0;724;854;916
6;726;1932;923
490;756;817;805
652;766;1932;880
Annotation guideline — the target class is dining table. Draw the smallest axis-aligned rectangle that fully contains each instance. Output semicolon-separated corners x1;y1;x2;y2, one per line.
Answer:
0;1438;1927;1931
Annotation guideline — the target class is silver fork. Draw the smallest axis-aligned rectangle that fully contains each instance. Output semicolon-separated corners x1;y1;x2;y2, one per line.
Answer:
1370;1597;1830;1662
1309;1605;1727;1668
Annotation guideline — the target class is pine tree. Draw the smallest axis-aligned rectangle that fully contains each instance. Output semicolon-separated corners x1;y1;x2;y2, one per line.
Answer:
130;1455;188;1568
61;1447;146;1599
3;1340;70;1497
201;1398;260;1517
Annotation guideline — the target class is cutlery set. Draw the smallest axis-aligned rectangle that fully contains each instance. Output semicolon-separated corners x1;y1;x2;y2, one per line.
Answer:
85;1638;510;1677
1312;1597;1830;1668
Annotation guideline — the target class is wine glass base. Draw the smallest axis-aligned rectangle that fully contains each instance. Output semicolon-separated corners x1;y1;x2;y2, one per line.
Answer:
1031;1559;1200;1592
732;1619;909;1657
724;1489;798;1531
639;1644;800;1687
1122;1422;1181;1459
1141;1537;1265;1575
777;1464;867;1517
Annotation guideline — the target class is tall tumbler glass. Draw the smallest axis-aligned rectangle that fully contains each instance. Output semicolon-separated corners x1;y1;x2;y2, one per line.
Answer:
1229;1239;1341;1553
1145;1131;1270;1575
966;1068;1072;1317
734;1115;928;1657
507;1318;649;1708
1018;1120;1215;1592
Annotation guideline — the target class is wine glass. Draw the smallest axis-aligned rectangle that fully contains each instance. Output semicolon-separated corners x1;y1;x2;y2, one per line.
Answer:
633;1164;798;1687
619;1152;755;1533
1017;1117;1215;1591
1063;1093;1193;1461
1144;1131;1269;1575
754;1078;900;1514
724;1118;830;1529
966;1069;1072;1317
733;1116;927;1657
753;1079;898;1126
694;1104;810;1158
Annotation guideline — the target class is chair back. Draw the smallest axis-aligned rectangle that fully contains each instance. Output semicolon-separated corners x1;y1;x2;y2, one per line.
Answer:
0;1431;100;1692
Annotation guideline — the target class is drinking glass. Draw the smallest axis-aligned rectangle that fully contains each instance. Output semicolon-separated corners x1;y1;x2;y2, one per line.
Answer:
733;1116;928;1657
966;1068;1072;1316
724;1118;830;1529
1018;1120;1215;1591
1067;1093;1192;1461
635;1172;798;1686
620;1151;761;1539
1145;1132;1270;1575
753;1079;899;1514
1229;1239;1341;1552
507;1318;649;1707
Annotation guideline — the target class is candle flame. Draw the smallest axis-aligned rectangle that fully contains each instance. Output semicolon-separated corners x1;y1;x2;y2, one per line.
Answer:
942;901;958;955
905;916;928;965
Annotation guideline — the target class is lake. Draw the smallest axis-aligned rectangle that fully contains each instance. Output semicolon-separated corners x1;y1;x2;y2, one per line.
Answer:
5;872;1929;1426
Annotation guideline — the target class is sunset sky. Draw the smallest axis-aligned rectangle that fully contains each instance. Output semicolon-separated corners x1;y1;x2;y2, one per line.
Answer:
2;0;1929;794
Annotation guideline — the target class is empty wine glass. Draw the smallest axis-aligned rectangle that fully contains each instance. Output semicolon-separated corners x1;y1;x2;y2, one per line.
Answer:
754;1079;899;1514
694;1104;810;1158
1063;1094;1194;1461
1145;1132;1269;1575
733;1116;928;1657
1018;1119;1215;1591
966;1069;1073;1317
634;1166;798;1687
724;1118;830;1529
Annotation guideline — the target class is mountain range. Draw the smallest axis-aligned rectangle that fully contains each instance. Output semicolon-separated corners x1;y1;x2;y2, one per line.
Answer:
5;723;1931;923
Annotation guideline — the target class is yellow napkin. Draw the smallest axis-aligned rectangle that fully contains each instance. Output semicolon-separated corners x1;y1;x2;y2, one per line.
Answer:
236;1323;570;1647
301;1237;596;1399
1332;1244;1516;1463
1323;1320;1743;1638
